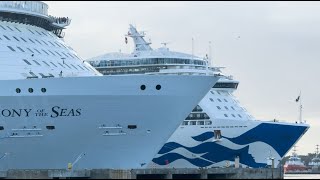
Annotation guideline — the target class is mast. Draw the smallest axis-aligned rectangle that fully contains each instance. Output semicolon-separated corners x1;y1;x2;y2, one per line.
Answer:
296;90;303;123
293;145;297;156
299;91;302;123
208;41;212;66
126;24;152;52
192;38;194;60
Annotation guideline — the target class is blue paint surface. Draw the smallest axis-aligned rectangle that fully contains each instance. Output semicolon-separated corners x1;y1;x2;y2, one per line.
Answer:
153;123;308;167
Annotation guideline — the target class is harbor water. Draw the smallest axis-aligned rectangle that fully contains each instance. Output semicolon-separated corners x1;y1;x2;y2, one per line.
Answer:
284;174;320;179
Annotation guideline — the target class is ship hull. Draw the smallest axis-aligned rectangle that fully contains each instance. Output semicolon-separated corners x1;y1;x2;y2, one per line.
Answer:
284;165;308;173
0;75;219;169
150;119;309;168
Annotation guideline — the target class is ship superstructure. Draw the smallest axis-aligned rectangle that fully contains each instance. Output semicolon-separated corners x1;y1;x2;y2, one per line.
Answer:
87;25;309;169
0;2;220;169
308;145;320;170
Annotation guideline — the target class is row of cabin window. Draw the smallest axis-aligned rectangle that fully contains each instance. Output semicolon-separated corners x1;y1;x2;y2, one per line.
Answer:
27;71;54;79
191;112;242;119
6;44;79;59
210;90;229;96
201;125;248;128
0;25;62;42
96;58;206;67
223;113;243;118
186;113;210;120
216;105;236;111
0;24;51;37
182;120;212;126
188;111;243;119
99;67;160;75
187;112;243;120
0;23;75;52
209;98;246;112
209;97;228;103
182;121;248;128
210;97;253;119
0;32;74;55
22;59;90;71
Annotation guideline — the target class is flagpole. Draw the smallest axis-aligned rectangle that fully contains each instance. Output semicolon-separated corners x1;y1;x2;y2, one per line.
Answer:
192;38;194;61
209;41;212;66
299;91;302;123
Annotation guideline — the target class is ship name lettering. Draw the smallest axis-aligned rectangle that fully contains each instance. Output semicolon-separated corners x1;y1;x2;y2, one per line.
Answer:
50;106;81;118
1;109;31;117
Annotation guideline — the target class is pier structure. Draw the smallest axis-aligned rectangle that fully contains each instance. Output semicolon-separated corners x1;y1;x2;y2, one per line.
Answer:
0;168;283;179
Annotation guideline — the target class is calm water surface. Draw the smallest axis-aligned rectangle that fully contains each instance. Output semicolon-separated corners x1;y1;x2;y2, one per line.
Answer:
284;174;320;179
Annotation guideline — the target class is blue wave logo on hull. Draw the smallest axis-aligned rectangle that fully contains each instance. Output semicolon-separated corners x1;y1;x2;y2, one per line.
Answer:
191;131;214;142
154;142;266;168
153;122;308;168
222;123;307;157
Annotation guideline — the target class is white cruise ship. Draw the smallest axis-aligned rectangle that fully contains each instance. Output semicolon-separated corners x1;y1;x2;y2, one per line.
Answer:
0;2;220;170
87;24;310;169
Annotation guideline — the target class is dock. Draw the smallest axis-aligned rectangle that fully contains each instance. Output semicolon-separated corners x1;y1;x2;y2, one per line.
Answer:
0;167;283;179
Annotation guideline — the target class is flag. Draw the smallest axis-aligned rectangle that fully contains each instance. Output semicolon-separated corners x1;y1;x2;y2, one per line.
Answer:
296;91;301;102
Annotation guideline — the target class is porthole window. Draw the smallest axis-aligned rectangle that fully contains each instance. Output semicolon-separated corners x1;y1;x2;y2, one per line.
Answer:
140;85;146;90
41;88;46;93
16;88;21;93
128;125;137;129
156;84;161;90
46;126;55;130
28;88;33;93
0;126;3;130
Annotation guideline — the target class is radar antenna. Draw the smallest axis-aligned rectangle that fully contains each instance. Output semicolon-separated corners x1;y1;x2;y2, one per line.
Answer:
139;31;146;36
161;42;170;47
126;24;152;52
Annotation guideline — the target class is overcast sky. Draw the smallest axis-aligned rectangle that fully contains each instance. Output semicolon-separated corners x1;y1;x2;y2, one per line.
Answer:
45;1;320;156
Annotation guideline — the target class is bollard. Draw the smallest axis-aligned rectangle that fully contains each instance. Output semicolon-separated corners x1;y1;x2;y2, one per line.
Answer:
235;156;240;168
